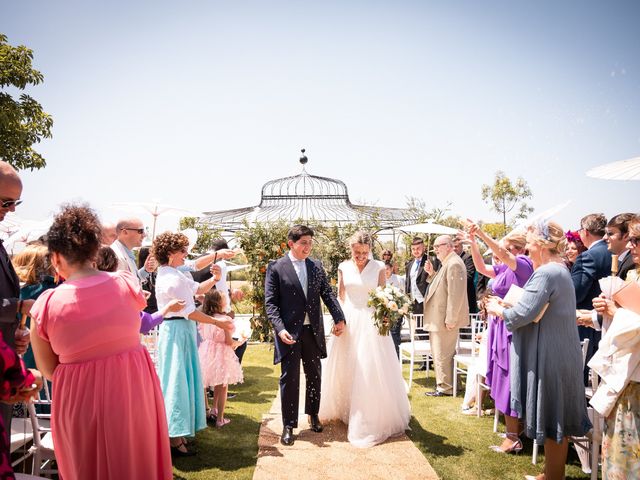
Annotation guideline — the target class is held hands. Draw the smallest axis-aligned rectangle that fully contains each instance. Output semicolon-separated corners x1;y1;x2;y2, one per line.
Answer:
14;328;30;356
278;330;296;345
332;320;346;337
165;299;186;313
485;296;505;319
593;294;617;318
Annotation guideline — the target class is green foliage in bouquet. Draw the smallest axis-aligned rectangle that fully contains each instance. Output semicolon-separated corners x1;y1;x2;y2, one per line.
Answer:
367;284;411;336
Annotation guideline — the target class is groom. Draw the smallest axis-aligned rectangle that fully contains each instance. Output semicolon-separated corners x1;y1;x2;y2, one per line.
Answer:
265;225;345;446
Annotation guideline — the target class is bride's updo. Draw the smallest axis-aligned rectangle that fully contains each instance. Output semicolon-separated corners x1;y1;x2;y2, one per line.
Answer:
347;230;373;248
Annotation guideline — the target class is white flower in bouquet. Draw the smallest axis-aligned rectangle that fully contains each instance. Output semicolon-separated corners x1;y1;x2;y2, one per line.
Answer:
388;301;398;311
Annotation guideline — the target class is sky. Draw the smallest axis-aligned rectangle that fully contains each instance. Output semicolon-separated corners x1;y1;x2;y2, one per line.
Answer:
2;0;639;236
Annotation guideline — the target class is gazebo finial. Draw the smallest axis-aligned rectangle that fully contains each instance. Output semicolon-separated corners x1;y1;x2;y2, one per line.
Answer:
299;148;308;171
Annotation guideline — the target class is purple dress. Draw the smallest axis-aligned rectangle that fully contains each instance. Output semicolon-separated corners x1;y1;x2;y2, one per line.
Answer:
485;255;533;416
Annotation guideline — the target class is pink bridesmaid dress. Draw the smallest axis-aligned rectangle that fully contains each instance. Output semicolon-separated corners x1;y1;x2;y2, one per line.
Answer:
31;270;172;480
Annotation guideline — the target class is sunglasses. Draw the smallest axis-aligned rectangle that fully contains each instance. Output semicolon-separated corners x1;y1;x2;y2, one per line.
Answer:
1;199;22;208
629;237;640;247
122;228;145;234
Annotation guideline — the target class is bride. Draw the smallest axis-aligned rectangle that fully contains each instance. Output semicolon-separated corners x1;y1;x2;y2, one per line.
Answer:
319;231;411;447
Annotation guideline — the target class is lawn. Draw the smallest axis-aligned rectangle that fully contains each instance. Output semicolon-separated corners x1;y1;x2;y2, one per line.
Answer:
172;343;279;480
172;345;593;480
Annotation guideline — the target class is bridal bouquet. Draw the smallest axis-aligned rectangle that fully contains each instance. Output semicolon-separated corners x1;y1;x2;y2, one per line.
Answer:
367;285;411;336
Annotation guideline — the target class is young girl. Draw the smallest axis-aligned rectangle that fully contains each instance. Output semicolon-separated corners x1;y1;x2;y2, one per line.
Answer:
198;290;245;427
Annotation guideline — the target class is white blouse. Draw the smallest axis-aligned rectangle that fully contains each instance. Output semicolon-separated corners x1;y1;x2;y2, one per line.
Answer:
155;265;199;318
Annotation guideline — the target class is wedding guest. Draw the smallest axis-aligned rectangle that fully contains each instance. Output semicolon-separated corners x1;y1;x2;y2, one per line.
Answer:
152;231;233;456
384;262;403;291
403;237;431;368
462;226;533;449
423;235;469;397
111;217;156;282
138;246;158;314
487;221;591;480
590;217;640;479
198;289;245;427
100;222;117;246
0;160;33;447
12;242;57;374
453;238;478;314
563;230;586;269
29;204;173;480
573;213;611;382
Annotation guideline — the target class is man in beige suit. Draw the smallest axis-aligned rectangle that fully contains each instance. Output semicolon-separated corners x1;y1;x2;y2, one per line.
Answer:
423;235;469;396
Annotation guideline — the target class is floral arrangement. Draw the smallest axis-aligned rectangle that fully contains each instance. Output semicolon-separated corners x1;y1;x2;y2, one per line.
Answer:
367;284;411;336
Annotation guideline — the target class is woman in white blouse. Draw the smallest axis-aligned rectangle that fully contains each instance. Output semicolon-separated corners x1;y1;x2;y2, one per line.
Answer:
152;232;233;457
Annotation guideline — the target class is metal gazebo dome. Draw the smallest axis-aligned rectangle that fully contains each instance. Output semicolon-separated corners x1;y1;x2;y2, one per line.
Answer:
199;151;418;232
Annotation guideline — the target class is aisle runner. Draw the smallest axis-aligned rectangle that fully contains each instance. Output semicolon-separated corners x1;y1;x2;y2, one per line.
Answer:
253;375;439;480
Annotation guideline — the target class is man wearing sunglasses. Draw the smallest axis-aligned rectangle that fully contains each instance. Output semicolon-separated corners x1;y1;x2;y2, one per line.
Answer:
111;217;156;282
0;160;34;446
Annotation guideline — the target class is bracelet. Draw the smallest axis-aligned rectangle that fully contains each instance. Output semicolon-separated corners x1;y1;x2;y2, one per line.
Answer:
17;299;23;314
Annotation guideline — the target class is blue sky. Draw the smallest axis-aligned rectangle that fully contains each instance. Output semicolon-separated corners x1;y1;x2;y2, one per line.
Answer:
2;0;639;233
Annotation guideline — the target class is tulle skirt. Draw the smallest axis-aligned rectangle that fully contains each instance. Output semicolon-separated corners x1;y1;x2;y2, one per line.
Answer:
319;301;411;448
198;339;244;387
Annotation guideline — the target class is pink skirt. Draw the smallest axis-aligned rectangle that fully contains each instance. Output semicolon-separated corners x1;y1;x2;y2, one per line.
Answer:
52;345;172;480
198;339;244;387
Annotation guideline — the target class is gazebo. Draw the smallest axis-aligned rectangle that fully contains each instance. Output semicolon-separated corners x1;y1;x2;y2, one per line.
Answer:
199;151;419;232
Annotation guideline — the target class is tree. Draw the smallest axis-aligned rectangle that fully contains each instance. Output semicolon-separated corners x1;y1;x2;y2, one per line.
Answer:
0;33;53;170
481;171;533;235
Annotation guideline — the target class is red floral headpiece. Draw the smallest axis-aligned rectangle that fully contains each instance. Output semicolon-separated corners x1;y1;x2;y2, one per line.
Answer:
565;230;581;244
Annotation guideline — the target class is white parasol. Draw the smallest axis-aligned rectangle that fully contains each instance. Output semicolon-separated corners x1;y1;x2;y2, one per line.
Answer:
586;156;640;181
110;201;201;239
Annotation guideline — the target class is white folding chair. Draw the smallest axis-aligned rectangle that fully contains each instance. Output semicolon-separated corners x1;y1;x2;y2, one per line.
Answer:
26;392;56;478
399;314;432;390
533;338;590;465
452;314;483;397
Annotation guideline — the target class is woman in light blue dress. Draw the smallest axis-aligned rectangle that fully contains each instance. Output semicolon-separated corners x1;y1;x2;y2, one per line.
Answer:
152;232;233;457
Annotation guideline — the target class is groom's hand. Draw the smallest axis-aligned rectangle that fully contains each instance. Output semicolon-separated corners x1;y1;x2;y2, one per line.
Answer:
333;321;345;336
278;330;296;345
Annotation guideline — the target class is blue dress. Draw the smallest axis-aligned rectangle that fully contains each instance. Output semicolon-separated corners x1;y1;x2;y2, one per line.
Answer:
503;262;591;444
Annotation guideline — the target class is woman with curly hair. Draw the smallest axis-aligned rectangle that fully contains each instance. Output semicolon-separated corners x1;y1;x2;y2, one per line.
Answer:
152;231;233;457
29;204;172;480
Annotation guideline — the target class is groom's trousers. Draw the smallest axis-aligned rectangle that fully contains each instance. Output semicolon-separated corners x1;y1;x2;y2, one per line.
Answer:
279;325;322;428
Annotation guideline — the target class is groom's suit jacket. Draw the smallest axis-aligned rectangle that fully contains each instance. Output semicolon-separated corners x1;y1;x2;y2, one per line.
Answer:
265;255;344;364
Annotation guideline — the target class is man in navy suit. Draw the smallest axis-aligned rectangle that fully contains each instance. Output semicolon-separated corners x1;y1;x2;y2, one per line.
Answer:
265;225;345;446
572;213;611;381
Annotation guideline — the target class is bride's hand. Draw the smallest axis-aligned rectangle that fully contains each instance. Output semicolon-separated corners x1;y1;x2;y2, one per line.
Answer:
332;320;346;337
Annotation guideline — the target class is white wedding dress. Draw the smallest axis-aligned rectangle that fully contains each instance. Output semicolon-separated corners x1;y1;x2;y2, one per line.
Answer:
319;259;411;448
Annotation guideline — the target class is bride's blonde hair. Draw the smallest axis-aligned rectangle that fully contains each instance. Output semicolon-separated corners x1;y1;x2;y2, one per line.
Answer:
347;230;373;248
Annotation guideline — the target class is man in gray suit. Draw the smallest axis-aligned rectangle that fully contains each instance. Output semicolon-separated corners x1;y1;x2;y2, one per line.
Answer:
423;235;469;397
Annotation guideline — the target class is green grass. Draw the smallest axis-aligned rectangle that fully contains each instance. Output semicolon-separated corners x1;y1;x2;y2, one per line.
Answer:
172;347;592;480
172;343;279;480
407;373;593;480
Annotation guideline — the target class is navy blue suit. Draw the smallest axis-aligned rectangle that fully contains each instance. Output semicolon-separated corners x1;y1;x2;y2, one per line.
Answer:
265;255;344;428
571;239;611;382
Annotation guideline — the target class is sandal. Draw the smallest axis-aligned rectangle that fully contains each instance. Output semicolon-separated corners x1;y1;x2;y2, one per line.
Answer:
206;409;217;425
216;418;231;428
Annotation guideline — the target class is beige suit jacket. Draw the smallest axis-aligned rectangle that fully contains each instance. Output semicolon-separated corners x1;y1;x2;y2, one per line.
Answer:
423;251;470;332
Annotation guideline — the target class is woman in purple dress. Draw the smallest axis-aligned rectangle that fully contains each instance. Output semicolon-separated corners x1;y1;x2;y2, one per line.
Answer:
463;224;533;453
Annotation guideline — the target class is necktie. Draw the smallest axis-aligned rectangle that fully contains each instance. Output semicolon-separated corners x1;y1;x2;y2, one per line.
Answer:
296;260;307;297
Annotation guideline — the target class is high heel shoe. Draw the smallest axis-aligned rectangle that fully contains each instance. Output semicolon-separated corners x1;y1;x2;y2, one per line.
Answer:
489;434;523;454
524;475;544;480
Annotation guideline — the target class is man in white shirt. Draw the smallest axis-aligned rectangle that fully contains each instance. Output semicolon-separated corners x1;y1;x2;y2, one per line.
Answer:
111;218;156;282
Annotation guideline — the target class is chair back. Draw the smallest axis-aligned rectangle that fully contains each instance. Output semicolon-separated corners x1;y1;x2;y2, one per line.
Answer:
580;338;590;368
457;313;484;355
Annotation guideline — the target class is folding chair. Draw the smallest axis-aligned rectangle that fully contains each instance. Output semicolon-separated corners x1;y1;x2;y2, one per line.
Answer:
399;314;432;390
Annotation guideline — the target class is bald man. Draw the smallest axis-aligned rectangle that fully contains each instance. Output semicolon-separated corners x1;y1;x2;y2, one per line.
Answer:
0;160;34;443
111;217;156;282
101;222;117;246
423;235;469;396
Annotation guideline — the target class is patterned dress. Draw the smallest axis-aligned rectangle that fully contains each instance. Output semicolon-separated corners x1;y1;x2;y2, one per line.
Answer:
0;332;37;479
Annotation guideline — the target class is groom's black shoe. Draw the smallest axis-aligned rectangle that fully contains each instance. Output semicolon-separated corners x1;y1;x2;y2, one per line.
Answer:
281;426;295;446
308;414;323;433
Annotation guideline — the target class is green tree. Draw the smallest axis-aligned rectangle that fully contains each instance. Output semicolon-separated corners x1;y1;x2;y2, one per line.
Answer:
481;171;533;235
0;34;53;170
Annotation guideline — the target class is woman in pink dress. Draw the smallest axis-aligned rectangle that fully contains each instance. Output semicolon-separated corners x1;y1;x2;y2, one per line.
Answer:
198;289;245;427
30;205;172;480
